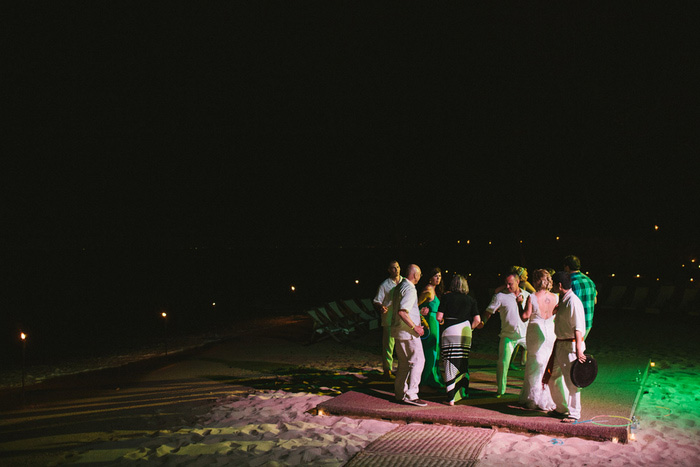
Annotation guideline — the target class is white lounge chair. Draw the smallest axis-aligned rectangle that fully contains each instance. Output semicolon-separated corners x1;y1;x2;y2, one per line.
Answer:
325;301;362;331
305;307;349;343
342;299;379;330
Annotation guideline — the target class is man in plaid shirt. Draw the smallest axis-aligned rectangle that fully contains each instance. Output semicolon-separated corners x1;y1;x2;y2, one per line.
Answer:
564;255;597;340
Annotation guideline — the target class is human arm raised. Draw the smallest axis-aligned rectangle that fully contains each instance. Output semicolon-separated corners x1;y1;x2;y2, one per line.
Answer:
521;280;536;294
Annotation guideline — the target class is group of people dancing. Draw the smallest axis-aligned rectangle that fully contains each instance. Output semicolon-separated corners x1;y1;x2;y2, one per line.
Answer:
373;256;596;423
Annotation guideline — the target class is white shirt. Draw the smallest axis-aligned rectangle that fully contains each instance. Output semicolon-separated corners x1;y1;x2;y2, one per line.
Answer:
486;290;530;340
373;276;402;327
391;279;420;340
554;289;586;339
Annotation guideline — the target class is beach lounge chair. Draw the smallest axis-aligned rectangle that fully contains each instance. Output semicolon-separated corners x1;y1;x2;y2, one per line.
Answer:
359;298;377;317
325;301;362;331
600;285;627;309
305;307;349;343
644;286;675;314
622;287;649;311
342;299;380;330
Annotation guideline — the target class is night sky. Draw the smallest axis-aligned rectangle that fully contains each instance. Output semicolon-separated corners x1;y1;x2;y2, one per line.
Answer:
4;3;699;250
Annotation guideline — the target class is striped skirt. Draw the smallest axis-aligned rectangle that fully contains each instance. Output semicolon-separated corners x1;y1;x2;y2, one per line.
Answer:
440;320;472;403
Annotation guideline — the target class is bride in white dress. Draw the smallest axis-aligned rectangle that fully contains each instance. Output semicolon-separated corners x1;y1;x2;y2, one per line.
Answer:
519;269;558;411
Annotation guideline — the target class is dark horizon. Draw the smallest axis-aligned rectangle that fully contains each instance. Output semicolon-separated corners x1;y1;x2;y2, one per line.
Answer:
4;3;699;253
2;3;698;363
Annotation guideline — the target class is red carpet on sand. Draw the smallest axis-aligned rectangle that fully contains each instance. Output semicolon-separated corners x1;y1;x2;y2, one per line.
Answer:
316;353;649;443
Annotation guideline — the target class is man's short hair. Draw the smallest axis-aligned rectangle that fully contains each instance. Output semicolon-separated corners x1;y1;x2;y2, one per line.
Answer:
505;270;520;281
564;255;581;271
552;271;572;290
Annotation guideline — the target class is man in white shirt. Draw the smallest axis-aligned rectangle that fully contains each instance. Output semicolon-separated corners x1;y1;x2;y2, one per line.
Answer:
549;271;587;422
480;272;529;397
373;260;402;379
391;264;427;406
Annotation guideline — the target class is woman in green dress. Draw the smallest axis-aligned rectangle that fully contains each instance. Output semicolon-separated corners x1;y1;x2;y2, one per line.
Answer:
418;267;444;388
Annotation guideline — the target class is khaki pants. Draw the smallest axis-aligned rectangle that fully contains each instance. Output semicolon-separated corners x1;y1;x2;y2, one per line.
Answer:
394;337;425;401
548;341;582;419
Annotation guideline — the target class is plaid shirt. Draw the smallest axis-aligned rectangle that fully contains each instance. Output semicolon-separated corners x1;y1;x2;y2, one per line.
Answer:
570;271;597;332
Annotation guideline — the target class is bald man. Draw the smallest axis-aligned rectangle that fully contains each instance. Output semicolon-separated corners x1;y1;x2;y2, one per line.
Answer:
391;264;427;406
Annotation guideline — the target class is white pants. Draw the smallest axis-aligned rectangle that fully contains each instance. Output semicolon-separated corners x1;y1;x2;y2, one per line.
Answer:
548;341;582;419
394;337;425;401
497;335;526;395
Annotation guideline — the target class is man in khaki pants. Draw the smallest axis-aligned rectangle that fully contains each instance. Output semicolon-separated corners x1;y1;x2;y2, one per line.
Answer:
391;264;427;406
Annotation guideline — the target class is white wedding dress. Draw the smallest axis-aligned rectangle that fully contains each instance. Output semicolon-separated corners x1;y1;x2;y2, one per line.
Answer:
519;294;557;411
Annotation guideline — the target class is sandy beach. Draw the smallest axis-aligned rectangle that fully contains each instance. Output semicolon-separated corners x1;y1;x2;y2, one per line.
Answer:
5;2;699;465
2;313;699;466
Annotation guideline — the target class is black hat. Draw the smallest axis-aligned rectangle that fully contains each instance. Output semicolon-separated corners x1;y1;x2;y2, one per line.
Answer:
571;354;598;388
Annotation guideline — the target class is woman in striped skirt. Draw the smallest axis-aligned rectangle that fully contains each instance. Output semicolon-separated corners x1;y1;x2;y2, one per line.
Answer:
436;274;482;405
